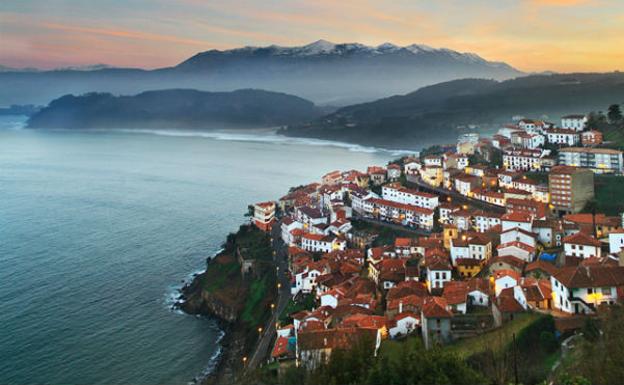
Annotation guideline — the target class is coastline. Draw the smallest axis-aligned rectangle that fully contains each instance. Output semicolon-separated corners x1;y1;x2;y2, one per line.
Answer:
175;224;279;385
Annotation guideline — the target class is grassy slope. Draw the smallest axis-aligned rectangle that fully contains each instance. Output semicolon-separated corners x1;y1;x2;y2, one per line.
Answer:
592;175;624;216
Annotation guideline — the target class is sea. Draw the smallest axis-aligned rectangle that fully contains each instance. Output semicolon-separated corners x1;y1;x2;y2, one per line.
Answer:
0;116;414;384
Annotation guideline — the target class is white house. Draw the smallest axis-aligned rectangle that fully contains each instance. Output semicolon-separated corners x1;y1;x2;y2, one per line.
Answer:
546;128;580;146
563;232;602;259
551;265;624;314
281;217;304;246
425;257;452;291
500;228;537;248
561;114;587;131
474;211;502;233
388;312;420;339
501;212;533;232
301;233;347;253
494;271;520;296
608;229;624;254
497;241;535;262
381;184;439;209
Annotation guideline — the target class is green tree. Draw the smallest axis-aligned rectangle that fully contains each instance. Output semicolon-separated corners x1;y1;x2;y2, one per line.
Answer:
607;104;622;124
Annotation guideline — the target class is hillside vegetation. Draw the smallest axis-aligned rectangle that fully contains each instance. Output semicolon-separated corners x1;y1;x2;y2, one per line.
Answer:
283;72;624;148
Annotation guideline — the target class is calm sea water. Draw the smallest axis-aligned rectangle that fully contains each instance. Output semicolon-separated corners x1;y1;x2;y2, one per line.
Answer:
0;116;406;385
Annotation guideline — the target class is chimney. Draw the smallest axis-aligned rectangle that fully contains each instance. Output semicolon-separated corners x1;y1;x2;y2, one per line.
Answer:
399;301;403;314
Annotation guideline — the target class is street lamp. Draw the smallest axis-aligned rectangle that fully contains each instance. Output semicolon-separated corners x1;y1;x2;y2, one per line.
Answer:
258;327;263;333
277;283;282;289
242;356;247;365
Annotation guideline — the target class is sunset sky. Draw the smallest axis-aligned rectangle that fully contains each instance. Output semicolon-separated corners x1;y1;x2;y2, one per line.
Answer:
1;0;622;72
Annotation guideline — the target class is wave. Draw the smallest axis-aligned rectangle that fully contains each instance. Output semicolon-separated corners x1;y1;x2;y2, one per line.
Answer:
110;128;417;156
190;328;226;384
164;247;225;314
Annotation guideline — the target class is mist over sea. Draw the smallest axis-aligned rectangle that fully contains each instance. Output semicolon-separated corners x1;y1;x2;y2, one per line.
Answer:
0;116;404;384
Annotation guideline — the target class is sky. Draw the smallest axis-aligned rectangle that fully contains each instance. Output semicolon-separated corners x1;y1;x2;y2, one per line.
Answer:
1;0;623;72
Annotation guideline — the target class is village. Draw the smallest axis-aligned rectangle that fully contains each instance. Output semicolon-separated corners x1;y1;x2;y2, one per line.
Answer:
249;113;624;374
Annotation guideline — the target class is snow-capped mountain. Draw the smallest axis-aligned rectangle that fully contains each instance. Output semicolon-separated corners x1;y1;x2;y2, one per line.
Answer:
172;40;522;104
178;39;513;69
0;40;523;106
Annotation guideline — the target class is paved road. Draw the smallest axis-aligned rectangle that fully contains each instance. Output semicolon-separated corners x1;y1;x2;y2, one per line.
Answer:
246;222;291;370
406;175;506;214
353;214;432;236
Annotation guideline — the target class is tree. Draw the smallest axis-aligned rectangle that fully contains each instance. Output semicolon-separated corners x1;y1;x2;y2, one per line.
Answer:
586;111;607;129
607;104;622;124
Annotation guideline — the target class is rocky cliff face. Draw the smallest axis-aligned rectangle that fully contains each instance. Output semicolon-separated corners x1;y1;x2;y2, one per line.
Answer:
179;271;242;323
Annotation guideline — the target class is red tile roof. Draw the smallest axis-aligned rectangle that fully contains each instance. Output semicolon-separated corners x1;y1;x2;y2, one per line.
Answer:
421;297;453;318
563;232;602;247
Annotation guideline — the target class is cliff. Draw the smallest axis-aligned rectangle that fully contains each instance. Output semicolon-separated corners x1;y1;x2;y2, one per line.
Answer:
177;224;277;384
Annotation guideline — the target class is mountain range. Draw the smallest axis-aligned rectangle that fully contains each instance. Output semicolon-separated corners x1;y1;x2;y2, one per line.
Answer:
282;72;624;148
0;40;523;106
27;89;322;130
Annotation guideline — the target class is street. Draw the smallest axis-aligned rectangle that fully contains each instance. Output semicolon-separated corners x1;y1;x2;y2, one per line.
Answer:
246;222;292;370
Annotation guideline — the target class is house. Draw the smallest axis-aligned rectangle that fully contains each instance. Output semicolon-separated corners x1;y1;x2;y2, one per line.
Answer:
296;206;327;228
505;198;548;219
581;130;603;146
558;147;624;174
367;166;387;185
443;153;469;170
500;227;537;248
381;183;439;209
296;327;381;369
501;212;533;232
503;148;549;171
563;232;602;259
350;188;378;215
272;336;295;361
474;211;502;233
450;210;473;231
497;241;535;262
512;131;545;149
367;198;435;230
472;189;506;207
281;217;304;246
421;297;453;349
301;233;347;253
387;164;402;181
609;229;624;254
469;233;493;261
424;255;452;292
421;166;444;187
321;170;343;186
493;287;527;325
457;258;484;278
561;114;587;131
292;261;330;295
388;312;420;339
551;265;624;314
442;281;469;314
423;155;443;167
493;269;520;296
486;256;526;275
467;278;491;307
532;219;565;248
564;213;620;238
253;201;276;231
404;158;422;175
454;174;480;197
545;128;580;146
525;260;558;279
522;279;553;310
